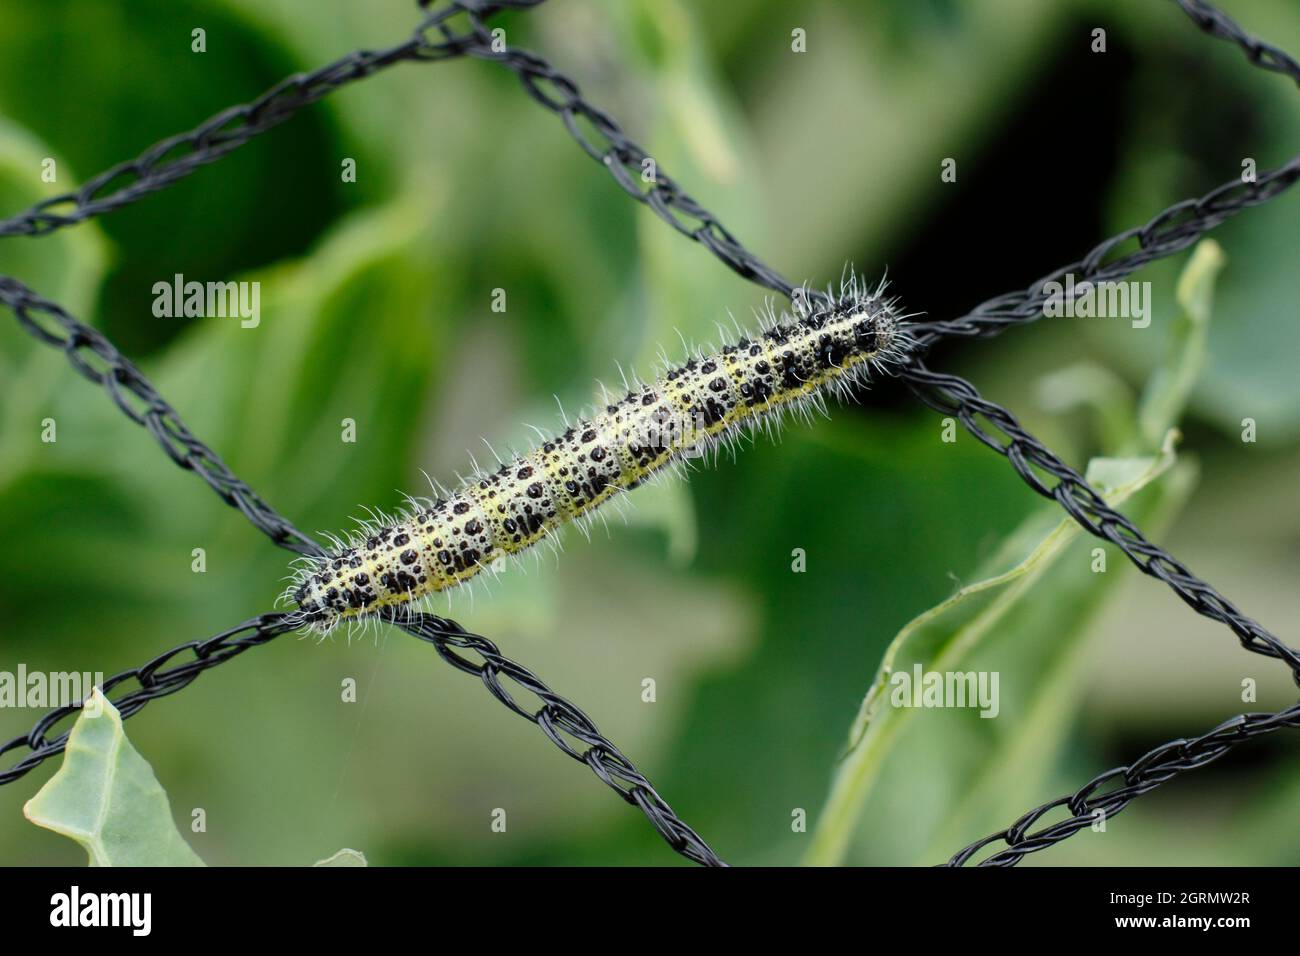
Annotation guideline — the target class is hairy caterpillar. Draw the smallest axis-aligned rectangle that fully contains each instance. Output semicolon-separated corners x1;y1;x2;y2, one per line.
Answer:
286;273;911;634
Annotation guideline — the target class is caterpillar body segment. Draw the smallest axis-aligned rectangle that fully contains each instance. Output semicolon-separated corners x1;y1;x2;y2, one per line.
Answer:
288;275;910;633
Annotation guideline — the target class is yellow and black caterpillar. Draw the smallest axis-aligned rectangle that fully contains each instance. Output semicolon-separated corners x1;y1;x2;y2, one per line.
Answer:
288;274;910;633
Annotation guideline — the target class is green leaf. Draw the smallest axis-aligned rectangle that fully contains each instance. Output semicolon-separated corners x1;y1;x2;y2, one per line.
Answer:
23;690;205;867
1137;240;1223;446
804;240;1224;865
917;448;1195;861
314;848;368;867
803;433;1190;865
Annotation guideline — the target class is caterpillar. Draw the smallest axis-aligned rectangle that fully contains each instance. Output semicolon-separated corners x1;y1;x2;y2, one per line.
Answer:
285;272;912;635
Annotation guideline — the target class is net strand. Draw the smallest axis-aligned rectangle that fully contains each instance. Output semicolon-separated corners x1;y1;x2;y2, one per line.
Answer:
396;611;724;866
0;606;724;866
0;614;295;786
908;152;1300;350
0;2;551;238
902;358;1300;681
0;275;324;557
947;700;1300;867
910;0;1300;348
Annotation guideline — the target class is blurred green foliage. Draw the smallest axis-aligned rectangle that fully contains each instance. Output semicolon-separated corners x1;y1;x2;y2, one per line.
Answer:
0;0;1298;866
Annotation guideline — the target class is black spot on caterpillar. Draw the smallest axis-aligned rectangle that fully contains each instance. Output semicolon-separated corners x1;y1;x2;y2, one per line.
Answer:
285;272;912;634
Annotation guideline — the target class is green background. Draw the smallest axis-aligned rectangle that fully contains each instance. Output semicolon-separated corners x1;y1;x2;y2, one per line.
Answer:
0;0;1297;866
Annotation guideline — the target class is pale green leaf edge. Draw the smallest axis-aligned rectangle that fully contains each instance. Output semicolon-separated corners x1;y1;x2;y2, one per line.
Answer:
314;848;369;867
